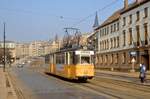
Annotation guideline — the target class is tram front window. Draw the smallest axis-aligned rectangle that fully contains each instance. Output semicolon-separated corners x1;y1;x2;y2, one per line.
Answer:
81;56;90;64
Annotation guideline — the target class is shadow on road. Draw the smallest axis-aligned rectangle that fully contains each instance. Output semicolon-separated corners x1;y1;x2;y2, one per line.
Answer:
45;72;89;83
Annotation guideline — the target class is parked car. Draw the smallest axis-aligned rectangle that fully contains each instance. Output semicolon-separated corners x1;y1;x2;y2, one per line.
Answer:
0;64;3;68
17;64;24;68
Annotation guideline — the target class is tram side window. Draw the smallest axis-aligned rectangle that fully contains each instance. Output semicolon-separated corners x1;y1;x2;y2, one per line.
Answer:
50;55;53;64
56;53;65;64
69;52;76;64
56;55;59;64
81;56;90;64
69;52;73;64
91;55;94;64
75;55;80;64
45;54;50;64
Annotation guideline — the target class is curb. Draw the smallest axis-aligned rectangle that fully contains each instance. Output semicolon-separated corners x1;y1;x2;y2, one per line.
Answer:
96;70;150;79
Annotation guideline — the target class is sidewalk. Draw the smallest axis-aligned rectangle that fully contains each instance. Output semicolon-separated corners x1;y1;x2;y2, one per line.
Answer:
0;68;7;99
0;68;17;99
96;69;150;78
95;69;150;85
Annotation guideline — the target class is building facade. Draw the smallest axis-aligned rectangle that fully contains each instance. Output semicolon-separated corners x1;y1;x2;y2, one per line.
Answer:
29;41;46;57
0;41;16;61
15;43;29;59
95;0;150;71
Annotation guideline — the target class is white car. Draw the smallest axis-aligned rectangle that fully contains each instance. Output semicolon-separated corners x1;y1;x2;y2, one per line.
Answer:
17;64;23;68
0;64;3;68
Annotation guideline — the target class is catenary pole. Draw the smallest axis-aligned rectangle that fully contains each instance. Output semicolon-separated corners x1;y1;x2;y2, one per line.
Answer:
3;22;6;72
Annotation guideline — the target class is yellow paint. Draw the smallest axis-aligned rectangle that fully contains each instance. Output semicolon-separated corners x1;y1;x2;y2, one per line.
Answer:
48;63;94;79
49;64;56;73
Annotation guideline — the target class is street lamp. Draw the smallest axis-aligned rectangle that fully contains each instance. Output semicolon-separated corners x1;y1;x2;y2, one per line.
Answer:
3;22;6;72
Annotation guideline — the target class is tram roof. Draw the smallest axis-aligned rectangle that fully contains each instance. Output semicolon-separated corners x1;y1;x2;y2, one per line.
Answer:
49;46;93;55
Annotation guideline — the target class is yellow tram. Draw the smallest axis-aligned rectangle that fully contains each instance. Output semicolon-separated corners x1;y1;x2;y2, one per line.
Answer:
45;48;95;81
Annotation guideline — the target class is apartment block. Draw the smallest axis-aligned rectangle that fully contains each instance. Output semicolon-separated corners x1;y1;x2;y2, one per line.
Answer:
94;0;150;71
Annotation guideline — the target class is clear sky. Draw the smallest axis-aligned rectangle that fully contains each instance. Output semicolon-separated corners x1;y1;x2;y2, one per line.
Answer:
0;0;135;42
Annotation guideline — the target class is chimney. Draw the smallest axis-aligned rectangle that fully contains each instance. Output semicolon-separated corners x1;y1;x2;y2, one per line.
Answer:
124;0;128;9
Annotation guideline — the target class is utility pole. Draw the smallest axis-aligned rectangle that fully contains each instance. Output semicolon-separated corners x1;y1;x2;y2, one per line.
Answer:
3;22;6;72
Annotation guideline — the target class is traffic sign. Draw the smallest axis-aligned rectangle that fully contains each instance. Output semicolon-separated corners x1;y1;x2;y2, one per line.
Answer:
129;51;137;56
131;58;136;63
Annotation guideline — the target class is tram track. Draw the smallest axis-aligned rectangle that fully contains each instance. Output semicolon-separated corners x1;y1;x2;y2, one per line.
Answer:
42;72;135;99
77;82;124;99
30;67;150;99
38;71;121;99
80;81;144;99
88;77;150;98
94;76;150;92
72;75;150;99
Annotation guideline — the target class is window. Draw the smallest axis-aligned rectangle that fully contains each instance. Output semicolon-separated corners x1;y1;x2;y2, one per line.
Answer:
117;22;119;31
100;42;101;50
102;41;104;50
105;55;108;64
114;24;116;32
104;40;106;49
81;56;90;64
104;28;106;35
110;38;113;48
114;38;116;48
129;14;132;24
56;53;65;64
107;39;109;49
104;40;106;50
122;52;126;64
105;28;107;35
123;30;126;46
144;7;148;18
69;52;75;64
115;53;119;64
129;55;132;64
144;23;148;45
100;30;102;37
102;55;105;64
110;54;113;64
136;25;140;46
105;40;107;49
103;28;105;35
107;27;109;34
129;28;132;45
111;25;113;33
117;36;119;47
136;11;140;21
123;17;126;26
100;56;102;64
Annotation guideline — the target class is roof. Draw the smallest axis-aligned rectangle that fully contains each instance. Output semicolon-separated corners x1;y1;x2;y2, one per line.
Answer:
0;40;15;43
95;0;150;30
121;0;150;14
95;9;122;30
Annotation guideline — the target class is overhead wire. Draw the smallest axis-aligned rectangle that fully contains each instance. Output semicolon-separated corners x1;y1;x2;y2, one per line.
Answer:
71;0;120;27
0;0;120;24
0;7;80;20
